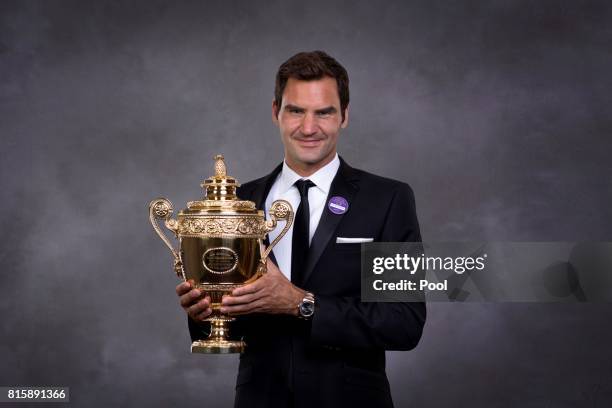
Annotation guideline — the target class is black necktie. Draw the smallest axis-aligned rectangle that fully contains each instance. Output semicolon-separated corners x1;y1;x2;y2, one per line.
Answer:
291;179;315;284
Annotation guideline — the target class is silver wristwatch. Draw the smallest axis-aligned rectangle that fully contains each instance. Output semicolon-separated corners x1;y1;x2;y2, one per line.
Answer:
298;292;315;319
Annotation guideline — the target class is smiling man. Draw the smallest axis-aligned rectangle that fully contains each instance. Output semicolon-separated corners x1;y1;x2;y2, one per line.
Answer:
176;51;425;408
274;74;347;174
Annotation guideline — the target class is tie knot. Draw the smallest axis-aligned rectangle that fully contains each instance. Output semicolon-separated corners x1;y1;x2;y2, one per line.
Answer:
294;179;315;198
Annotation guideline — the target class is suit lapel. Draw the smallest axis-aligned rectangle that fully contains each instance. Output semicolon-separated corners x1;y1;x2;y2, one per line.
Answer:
247;162;283;266
301;157;359;286
250;162;283;209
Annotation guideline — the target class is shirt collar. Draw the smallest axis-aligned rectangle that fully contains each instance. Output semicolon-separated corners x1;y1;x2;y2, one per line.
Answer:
277;153;340;195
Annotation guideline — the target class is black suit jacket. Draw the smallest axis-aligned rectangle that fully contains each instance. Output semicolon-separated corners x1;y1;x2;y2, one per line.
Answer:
188;157;425;408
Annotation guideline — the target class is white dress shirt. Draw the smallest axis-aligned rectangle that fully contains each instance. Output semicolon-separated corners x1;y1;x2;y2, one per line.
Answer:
264;154;340;280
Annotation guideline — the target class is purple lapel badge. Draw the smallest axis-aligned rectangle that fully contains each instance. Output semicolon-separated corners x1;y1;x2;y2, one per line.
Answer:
328;196;349;215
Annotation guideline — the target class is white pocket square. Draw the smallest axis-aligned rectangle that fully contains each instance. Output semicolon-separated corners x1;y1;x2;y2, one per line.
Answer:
336;237;374;243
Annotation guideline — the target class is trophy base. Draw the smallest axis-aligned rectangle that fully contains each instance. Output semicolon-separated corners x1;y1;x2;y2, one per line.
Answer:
190;315;244;354
191;339;245;354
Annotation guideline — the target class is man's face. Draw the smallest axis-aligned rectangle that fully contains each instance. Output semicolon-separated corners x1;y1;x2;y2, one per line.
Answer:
273;76;348;175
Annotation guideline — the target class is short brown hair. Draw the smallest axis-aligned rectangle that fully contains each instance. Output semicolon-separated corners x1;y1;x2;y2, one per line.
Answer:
274;50;349;121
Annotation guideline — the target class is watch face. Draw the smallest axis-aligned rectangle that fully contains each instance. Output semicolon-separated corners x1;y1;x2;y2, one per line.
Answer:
300;300;314;317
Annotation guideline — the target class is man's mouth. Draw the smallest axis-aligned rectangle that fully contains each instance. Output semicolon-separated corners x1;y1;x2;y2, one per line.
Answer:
295;137;323;148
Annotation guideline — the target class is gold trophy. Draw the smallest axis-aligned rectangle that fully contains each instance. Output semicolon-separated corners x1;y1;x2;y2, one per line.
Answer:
149;155;293;353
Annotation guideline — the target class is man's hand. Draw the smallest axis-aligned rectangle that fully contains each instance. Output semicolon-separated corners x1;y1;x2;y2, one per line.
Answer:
220;258;306;316
176;280;212;322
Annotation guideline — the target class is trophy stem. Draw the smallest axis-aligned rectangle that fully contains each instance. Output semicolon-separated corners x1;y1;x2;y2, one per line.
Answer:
191;317;245;354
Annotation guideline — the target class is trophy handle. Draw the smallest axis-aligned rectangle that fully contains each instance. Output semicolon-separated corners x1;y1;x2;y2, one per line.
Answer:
148;198;183;277
261;199;294;261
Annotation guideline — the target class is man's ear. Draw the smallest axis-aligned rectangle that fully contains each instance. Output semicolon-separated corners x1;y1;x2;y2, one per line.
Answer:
340;105;349;129
272;100;279;125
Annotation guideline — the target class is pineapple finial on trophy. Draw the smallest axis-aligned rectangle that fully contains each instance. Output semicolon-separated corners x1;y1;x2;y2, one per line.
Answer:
214;154;226;177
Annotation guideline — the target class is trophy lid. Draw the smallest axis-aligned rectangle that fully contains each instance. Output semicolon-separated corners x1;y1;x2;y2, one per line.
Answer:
202;154;239;200
185;155;257;213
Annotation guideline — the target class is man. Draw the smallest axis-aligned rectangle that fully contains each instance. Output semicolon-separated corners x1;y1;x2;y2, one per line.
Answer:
176;51;425;408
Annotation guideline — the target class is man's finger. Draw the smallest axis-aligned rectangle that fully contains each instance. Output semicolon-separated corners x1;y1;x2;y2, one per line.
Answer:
232;279;264;296
193;296;212;320
222;292;261;306
180;289;201;308
221;300;262;315
195;307;212;321
176;281;192;296
188;296;210;316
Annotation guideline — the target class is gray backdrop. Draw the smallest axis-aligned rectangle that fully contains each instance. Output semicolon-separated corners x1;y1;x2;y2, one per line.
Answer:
1;1;612;407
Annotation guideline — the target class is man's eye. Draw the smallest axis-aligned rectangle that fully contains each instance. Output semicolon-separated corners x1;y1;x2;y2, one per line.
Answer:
288;108;302;114
317;112;331;117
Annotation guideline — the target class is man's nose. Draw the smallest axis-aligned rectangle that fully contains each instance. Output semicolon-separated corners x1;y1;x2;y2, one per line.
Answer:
300;113;317;136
